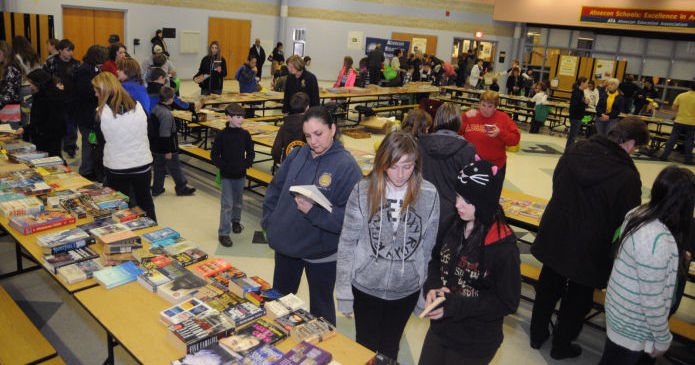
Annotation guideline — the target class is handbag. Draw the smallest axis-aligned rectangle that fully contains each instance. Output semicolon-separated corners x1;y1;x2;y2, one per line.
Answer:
534;104;551;122
0;104;20;124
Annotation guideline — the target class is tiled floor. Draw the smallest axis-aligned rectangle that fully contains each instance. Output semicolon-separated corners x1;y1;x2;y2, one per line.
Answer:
1;79;693;364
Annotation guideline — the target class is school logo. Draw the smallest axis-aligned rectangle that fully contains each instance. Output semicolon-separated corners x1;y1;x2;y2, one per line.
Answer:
318;173;332;188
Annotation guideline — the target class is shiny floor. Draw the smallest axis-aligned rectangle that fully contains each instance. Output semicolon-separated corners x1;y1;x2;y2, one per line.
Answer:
0;79;693;365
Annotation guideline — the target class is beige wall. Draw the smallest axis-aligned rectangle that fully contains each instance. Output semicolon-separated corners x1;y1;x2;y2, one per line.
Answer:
493;0;695;34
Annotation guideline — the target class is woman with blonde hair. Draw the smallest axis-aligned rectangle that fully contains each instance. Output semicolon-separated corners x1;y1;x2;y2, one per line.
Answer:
92;72;156;221
337;131;440;361
116;57;150;113
194;41;227;95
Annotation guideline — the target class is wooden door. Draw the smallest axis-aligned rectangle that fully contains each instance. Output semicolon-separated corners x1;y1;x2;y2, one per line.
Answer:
63;8;124;61
208;17;251;80
392;32;438;56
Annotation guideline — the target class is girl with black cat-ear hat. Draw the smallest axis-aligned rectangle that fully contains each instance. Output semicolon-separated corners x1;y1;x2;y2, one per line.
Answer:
419;156;521;365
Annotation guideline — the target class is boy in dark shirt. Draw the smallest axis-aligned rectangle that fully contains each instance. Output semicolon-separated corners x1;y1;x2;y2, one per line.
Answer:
149;86;196;197
211;104;255;247
271;92;309;165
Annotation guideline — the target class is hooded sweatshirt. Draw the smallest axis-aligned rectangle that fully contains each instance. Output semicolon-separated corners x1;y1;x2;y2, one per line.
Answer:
459;110;520;168
418;129;477;242
531;135;642;288
271;113;305;164
424;219;520;358
261;142;362;260
336;178;440;315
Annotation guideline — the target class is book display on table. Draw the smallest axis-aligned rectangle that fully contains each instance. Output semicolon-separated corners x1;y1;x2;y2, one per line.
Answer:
42;246;100;274
168;310;236;354
219;319;286;359
290;318;337;345
160;298;216;326
120;217;157;231
143;227;181;246
171;343;239;365
239;345;284;365
57;259;103;284
0;196;43;216
274;309;315;333
112;207;145;223
189;258;233;279
158;266;208;304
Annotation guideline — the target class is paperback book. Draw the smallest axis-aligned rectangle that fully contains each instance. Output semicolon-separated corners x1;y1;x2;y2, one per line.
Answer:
239;345;284;365
276;341;332;365
190;258;233;279
290;318;336;345
36;228;95;254
100;252;137;267
207;268;245;291
57;258;103;284
112;207;145;222
274;309;316;333
203;291;245;314
219;319;286;358
0;196;44;217
170;343;238;365
229;277;262;298
160;298;215;326
42;246;100;274
120;217;156;231
158;269;208;304
168;310;236;354
93;261;143;289
142;227;180;245
137;269;172;292
223;301;265;327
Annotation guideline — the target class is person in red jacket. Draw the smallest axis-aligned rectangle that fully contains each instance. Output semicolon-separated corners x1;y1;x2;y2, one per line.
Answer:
459;90;520;195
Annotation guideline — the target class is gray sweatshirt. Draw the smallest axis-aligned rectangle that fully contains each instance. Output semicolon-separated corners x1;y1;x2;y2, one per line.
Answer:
336;178;440;315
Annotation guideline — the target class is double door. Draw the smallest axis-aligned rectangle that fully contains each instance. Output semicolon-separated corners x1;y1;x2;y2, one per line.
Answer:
208;17;251;80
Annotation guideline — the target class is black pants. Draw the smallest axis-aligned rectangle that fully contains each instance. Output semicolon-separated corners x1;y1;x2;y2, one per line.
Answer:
419;328;497;365
598;338;656;365
272;252;337;325
566;118;582;150
369;67;381;85
105;167;157;222
35;137;63;160
529;265;594;350
353;287;419;360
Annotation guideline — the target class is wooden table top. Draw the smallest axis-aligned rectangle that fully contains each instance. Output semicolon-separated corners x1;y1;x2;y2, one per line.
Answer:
0;285;57;365
500;188;549;230
75;282;374;364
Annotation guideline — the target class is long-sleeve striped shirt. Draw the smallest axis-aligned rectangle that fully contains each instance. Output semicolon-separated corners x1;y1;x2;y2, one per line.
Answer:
605;218;678;353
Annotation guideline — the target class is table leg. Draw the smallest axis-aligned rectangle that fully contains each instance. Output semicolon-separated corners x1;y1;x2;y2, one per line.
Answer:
0;240;40;279
102;332;117;365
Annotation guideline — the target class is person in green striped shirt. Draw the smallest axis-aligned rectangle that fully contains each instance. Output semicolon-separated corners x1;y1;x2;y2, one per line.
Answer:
600;166;695;364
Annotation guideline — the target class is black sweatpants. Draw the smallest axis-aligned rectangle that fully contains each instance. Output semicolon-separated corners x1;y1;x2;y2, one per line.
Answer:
598;337;656;365
105;167;156;222
353;287;419;360
529;265;595;350
419;328;497;365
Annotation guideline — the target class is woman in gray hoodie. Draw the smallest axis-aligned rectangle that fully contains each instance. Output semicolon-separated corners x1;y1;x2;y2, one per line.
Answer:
336;131;440;361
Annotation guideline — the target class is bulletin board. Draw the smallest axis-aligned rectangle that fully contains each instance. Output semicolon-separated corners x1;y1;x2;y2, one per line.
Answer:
549;54;626;99
180;30;200;54
392;32;437;55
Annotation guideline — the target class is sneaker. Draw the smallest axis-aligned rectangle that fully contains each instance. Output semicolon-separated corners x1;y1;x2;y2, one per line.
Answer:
176;186;196;196
152;188;165;197
550;344;582;360
232;223;243;234
219;235;233;247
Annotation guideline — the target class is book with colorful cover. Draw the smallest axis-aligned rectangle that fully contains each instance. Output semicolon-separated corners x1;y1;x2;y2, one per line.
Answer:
141;254;174;271
42;246;100;274
223;301;265;327
120;217;156;231
219;319;286;358
0;196;44;216
89;223;141;246
34;164;71;176
191;284;226;302
274;309;315;333
229;277;262;298
239;345;284;365
158;268;208;304
289;318;336;345
204;291;244;314
9;210;75;235
207;268;245;291
171;248;208;267
43;172;90;192
168;310;236;355
143;227;180;245
112;207;145;223
77;218;116;231
137;269;173;292
100;252;137;267
190;258;233;279
29;156;65;168
160;298;215;326
163;240;199;255
93;261;143;289
275;341;332;365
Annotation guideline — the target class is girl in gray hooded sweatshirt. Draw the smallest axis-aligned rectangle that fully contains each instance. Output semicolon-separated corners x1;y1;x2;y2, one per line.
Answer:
336;131;439;361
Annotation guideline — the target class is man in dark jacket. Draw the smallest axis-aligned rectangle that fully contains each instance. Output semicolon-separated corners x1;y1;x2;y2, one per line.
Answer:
282;55;319;114
529;116;650;360
43;39;80;158
248;38;266;78
236;56;258;93
618;74;638;113
367;43;385;85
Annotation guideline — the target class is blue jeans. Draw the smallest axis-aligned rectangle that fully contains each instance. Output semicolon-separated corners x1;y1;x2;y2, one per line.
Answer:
218;177;244;235
63;113;78;153
152;153;188;193
272;252;337;325
661;123;695;163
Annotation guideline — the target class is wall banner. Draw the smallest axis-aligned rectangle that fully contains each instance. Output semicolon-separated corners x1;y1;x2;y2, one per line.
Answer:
365;37;410;59
580;6;695;29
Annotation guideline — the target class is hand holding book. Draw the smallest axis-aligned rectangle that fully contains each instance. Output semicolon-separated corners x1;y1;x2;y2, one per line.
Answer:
289;185;332;213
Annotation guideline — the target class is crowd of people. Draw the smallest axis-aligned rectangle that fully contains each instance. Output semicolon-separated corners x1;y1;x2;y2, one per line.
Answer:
1;32;694;365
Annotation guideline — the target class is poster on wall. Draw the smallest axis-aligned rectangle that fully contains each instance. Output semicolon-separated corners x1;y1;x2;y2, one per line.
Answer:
365;37;410;59
411;38;427;54
558;55;578;76
348;31;363;50
595;59;615;79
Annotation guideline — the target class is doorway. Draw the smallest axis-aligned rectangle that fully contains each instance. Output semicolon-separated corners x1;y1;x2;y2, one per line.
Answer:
208;17;251;80
62;7;124;61
452;38;497;64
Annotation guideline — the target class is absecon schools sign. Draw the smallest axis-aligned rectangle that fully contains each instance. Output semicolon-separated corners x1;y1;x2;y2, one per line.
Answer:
580;6;695;29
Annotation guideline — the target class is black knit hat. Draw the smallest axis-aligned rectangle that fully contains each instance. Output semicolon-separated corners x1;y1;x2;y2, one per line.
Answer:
454;156;501;225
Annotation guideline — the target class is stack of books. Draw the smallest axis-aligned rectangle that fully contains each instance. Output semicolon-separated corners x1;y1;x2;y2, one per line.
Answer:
56;259;104;284
276;341;332;365
29;156;64;168
143;227;182;248
0;196;43;216
36;228;96;255
89;223;142;254
9;210;75;234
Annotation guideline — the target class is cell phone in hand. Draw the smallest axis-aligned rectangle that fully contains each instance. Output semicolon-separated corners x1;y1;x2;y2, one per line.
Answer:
485;124;495;133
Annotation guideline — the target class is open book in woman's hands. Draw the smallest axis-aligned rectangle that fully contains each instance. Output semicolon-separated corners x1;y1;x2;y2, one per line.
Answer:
289;185;332;213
